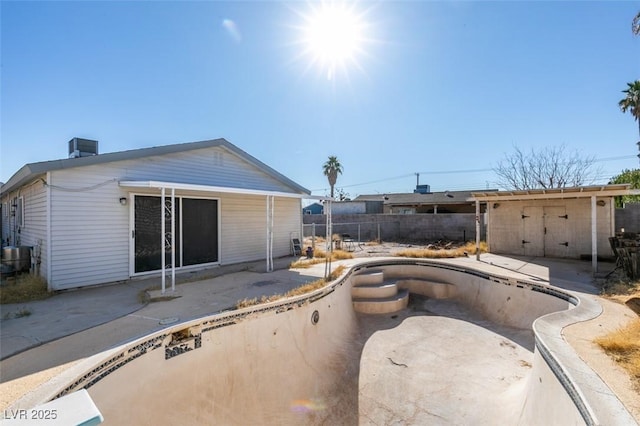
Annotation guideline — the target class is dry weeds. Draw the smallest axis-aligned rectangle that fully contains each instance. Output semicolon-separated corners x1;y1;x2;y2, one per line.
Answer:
596;319;640;391
0;274;51;304
395;241;488;259
290;249;353;269
236;265;347;310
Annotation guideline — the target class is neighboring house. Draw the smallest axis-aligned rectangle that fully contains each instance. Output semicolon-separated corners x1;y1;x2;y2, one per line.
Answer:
355;189;497;214
470;184;640;272
0;138;310;290
302;202;323;215
330;200;383;215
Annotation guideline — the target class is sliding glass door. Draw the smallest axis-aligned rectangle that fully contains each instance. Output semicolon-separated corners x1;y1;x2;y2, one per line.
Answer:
133;195;217;273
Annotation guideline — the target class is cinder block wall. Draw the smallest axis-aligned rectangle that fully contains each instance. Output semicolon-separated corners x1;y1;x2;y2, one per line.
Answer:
615;204;640;232
303;213;482;242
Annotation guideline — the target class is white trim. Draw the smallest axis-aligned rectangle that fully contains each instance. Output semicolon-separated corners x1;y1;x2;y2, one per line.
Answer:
128;193;135;278
119;180;325;200
129;192;222;279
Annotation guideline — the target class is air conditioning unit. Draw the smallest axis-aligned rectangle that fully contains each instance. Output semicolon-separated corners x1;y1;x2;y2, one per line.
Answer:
68;138;98;158
413;184;431;194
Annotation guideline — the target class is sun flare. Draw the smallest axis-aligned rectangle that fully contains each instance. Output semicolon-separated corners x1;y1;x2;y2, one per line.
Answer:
300;2;367;80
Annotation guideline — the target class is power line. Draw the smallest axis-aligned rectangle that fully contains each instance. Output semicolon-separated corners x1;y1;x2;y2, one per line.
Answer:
310;155;638;193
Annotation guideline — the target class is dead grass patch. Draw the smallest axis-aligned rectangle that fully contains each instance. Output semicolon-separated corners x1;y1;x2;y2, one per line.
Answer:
596;319;640;391
236;265;347;310
0;274;51;304
395;241;488;259
290;250;353;269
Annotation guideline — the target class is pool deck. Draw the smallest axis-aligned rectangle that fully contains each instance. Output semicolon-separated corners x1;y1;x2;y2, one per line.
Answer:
0;254;638;421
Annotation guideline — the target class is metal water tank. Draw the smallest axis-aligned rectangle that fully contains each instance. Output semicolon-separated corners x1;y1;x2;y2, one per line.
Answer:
1;246;31;273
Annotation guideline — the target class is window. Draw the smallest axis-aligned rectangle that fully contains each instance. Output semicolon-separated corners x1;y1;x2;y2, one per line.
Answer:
2;202;6;218
15;197;24;227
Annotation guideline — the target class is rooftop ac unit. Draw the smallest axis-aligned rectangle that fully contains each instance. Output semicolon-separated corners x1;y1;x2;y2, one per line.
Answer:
68;138;99;158
414;184;431;194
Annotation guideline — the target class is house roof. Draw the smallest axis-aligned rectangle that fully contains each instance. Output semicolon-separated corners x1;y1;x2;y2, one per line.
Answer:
1;138;310;196
470;184;639;201
355;189;498;206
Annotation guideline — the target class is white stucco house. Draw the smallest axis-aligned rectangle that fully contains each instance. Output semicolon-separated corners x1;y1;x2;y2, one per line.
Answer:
1;138;311;291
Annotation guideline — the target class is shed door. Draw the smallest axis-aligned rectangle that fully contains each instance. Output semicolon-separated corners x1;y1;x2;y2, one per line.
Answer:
543;206;568;258
522;207;544;256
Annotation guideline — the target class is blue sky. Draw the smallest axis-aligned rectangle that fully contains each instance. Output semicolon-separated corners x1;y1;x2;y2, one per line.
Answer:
1;1;639;198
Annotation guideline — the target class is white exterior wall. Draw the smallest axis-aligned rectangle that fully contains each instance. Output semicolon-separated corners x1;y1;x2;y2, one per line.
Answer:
49;171;130;289
0;180;48;278
488;198;613;258
44;146;302;290
220;194;300;265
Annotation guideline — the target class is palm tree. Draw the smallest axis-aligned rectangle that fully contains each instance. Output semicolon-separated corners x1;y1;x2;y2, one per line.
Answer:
619;80;640;137
322;156;343;199
633;11;640;35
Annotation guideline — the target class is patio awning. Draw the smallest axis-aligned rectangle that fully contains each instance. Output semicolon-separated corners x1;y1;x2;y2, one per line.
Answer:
119;180;326;199
119;180;330;292
469;184;639;202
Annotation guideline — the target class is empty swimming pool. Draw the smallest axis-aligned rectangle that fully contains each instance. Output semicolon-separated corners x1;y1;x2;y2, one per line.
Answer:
5;259;636;425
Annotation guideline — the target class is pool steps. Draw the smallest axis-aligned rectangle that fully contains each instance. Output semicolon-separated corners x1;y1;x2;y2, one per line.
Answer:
351;269;456;313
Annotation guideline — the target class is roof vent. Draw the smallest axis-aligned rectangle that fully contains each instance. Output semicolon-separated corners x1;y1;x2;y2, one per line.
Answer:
68;138;98;158
414;184;431;194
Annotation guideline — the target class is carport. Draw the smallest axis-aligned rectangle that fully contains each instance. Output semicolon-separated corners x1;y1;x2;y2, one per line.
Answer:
470;184;640;274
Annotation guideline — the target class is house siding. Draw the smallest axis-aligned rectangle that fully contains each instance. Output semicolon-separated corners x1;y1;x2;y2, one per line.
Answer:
49;171;129;289
0;180;48;278
46;146;302;290
220;194;300;265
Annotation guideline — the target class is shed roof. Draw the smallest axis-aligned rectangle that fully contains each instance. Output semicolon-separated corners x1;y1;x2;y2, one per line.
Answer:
470;184;639;201
1;138;310;196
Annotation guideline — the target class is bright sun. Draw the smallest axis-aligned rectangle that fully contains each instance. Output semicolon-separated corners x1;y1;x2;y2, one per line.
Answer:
301;2;366;80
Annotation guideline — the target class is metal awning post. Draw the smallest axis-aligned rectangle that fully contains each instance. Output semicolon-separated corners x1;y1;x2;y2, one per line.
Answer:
266;196;274;272
324;199;333;279
161;187;166;294
475;200;481;261
591;195;597;275
171;187;175;292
